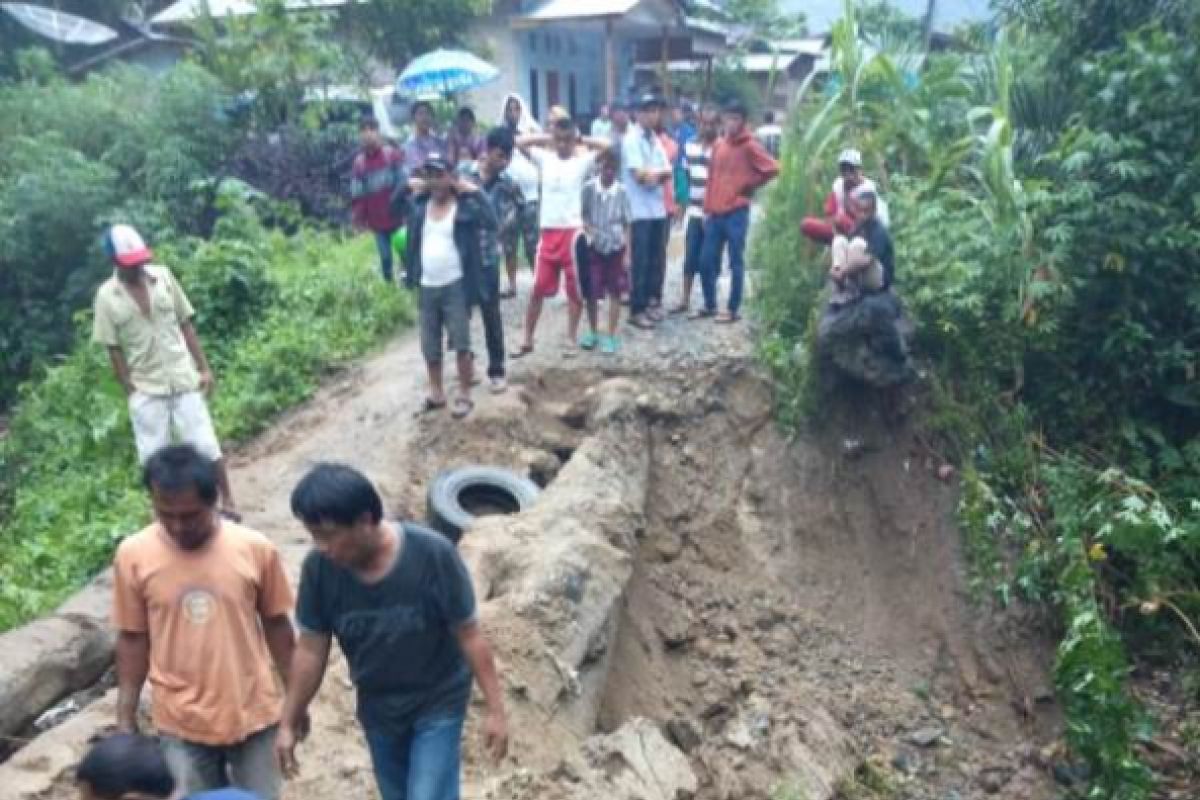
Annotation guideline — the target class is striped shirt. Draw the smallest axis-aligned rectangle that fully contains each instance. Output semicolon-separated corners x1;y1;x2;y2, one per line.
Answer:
685;138;714;219
581;177;632;255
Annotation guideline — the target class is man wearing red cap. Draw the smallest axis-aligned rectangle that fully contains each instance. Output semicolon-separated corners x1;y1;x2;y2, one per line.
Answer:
92;224;239;519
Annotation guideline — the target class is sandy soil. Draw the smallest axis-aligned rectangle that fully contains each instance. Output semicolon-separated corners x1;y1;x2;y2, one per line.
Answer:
2;237;1064;800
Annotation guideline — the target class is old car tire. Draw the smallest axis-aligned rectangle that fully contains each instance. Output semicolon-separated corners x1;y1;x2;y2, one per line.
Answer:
426;466;541;543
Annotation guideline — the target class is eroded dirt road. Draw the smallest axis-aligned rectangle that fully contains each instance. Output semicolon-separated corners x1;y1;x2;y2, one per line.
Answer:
2;248;1060;800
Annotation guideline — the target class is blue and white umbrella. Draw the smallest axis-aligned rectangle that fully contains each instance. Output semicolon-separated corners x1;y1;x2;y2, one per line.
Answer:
395;49;500;98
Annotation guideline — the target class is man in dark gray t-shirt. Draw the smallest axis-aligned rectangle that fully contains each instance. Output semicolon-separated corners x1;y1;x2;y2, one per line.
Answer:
275;464;509;800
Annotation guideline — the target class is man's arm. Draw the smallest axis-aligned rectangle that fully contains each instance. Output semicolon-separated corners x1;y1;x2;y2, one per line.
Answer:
578;135;610;152
515;134;552;154
107;347;135;396
745;140;781;194
115;630;150;733
180;321;214;394
275;631;332;777
457;621;509;761
262;614;297;688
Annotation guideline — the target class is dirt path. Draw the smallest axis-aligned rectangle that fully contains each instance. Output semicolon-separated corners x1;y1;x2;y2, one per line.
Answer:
1;237;1060;800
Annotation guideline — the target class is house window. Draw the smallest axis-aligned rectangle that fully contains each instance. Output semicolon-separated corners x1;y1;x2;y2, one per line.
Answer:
567;35;577;56
568;74;577;117
528;32;537;52
543;33;552;52
530;69;540;121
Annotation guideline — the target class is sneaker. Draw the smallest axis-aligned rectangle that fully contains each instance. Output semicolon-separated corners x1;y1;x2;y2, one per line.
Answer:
580;331;600;350
601;335;619;355
489;375;507;394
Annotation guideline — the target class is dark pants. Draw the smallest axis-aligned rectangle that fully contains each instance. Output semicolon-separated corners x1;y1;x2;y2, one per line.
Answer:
630;218;667;315
683;216;705;277
651;217;671;305
700;207;749;314
470;293;505;378
374;230;395;283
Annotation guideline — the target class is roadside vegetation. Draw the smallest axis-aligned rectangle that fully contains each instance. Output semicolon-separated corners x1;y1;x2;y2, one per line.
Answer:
0;4;447;627
753;1;1199;797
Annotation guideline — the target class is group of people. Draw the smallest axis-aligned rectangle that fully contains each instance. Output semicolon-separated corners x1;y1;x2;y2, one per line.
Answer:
350;93;780;419
75;443;505;800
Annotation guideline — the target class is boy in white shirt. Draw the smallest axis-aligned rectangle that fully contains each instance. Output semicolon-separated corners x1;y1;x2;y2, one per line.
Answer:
512;118;609;357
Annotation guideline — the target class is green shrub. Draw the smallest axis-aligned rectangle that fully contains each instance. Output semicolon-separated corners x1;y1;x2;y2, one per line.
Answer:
0;217;411;630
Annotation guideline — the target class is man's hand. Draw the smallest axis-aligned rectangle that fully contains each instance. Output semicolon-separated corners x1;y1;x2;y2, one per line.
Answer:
115;712;138;734
456;177;479;194
483;708;509;761
275;721;301;778
198;369;215;395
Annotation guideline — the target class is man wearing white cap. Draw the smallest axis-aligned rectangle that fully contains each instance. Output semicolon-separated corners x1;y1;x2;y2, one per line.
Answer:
92;224;239;519
800;148;888;245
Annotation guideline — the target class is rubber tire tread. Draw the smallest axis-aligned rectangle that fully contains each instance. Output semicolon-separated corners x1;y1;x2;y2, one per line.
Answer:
426;466;541;543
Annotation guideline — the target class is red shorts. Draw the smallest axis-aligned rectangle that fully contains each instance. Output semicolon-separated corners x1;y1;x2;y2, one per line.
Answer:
534;228;584;303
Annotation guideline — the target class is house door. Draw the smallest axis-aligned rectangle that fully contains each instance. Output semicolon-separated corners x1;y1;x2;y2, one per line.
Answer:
568;74;577;117
529;69;540;121
547;71;561;111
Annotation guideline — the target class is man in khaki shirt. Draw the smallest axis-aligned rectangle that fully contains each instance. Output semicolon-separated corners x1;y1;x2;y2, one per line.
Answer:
92;224;238;517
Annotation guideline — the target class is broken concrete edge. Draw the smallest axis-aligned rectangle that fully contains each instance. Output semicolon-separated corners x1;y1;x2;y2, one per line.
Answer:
0;569;115;742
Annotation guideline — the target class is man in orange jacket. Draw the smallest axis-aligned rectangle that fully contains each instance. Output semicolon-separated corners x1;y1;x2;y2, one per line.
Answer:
698;101;779;323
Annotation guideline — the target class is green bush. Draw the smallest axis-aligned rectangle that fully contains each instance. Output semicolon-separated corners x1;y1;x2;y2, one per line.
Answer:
0;62;235;406
753;4;1200;796
0;210;411;630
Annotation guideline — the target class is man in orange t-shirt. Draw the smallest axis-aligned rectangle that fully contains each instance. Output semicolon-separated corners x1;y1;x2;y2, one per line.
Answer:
112;444;297;800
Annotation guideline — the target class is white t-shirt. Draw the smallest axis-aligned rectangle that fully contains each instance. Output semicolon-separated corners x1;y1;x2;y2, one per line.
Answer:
530;148;597;229
505;149;540;203
420;203;463;287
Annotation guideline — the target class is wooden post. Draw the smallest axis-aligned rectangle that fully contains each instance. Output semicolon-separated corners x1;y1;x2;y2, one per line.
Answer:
704;57;714;101
660;25;671;101
605;19;617;103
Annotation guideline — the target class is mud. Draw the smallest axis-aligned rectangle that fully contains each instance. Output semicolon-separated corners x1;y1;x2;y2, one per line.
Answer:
1;258;1062;800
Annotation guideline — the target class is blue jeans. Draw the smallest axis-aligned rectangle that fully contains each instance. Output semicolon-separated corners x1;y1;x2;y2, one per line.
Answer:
630;218;667;315
365;716;465;800
700;207;750;314
374;230;395;283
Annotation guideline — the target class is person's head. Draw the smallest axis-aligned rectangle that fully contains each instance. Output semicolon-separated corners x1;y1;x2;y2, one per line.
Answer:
412;100;434;132
598;103;610;120
597;148;619;185
423;155;456;200
548;105;569;126
504;96;523;127
77;734;175;800
838;148;865;187
359;115;382;150
552;117;577;158
455;107;476;135
852;186;877;221
104;224;153;282
611;102;629;128
763;110;776;125
637;95;662;131
671;105;685;126
698;104;720;142
722;101;748;137
484;126;514;173
143;444;220;551
291;463;387;570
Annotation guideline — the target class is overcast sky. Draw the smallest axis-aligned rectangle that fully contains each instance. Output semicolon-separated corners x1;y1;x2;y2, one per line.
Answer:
779;0;994;33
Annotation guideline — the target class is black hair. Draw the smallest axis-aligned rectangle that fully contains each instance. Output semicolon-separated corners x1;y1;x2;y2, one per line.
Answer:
76;734;176;799
597;148;619;169
457;107;476;122
553;117;576;133
290;463;384;528
764;110;776;124
411;100;434;117
359;115;380;132
724;101;748;119
485;126;515;156
143;444;219;505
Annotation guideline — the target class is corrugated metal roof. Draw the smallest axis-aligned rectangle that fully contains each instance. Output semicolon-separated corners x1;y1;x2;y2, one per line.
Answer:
522;0;642;20
769;36;827;56
152;0;357;25
738;52;804;72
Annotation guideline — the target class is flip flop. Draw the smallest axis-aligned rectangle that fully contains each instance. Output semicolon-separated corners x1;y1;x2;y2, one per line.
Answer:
668;305;690;315
509;343;535;359
499;289;517;299
451;396;475;419
629;316;655;330
417;397;447;415
714;312;741;324
688;309;715;320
